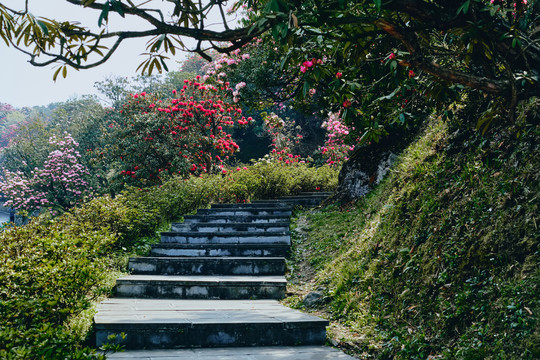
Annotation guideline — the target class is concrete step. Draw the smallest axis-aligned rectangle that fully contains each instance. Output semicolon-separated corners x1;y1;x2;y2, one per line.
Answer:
252;198;325;207
183;214;290;224
95;299;329;349
104;346;356;359
160;231;290;245
211;203;292;209
114;275;287;299
150;243;290;258
128;257;286;276
197;208;292;217
171;222;290;233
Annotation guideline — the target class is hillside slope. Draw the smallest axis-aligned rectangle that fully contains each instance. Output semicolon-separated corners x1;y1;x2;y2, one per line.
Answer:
287;104;539;359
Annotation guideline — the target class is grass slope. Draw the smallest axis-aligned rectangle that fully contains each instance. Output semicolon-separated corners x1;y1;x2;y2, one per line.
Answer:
287;112;539;359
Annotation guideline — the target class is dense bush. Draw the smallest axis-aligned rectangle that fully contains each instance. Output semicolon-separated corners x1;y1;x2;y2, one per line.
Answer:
0;163;338;358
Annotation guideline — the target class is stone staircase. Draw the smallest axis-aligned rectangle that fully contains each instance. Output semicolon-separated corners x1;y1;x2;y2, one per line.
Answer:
94;192;355;359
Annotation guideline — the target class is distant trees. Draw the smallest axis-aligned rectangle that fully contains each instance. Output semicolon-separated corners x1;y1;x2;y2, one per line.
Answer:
0;133;93;214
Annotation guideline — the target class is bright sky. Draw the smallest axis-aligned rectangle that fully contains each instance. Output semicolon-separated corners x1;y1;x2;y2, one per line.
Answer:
0;1;234;108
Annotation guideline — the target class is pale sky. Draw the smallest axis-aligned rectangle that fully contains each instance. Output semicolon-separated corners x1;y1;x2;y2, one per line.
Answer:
0;1;235;108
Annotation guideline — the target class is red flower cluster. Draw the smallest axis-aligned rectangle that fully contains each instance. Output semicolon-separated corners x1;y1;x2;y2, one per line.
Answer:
300;58;323;73
111;79;247;184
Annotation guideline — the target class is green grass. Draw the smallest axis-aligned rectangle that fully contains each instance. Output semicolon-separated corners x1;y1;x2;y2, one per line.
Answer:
289;112;539;359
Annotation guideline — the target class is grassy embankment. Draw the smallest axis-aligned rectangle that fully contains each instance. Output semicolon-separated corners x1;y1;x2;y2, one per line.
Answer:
286;103;539;359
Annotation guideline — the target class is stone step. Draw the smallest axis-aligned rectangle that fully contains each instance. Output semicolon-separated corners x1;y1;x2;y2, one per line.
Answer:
104;346;356;359
183;214;290;224
150;243;290;258
297;192;333;196
252;198;325;207
197;208;292;216
115;275;287;299
171;222;290;233
160;231;290;245
128;257;286;276
211;203;292;209
95;299;328;349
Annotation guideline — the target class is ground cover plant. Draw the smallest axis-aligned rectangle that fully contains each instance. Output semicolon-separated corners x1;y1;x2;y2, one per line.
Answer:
286;101;540;359
0;162;338;359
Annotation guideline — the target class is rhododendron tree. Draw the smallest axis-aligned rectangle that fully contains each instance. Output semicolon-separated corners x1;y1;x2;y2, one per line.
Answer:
262;112;305;165
319;112;356;167
0;133;93;215
201;39;327;160
104;77;251;186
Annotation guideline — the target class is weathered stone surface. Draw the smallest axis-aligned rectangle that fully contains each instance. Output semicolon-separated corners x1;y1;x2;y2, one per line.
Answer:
197;208;292;216
160;231;291;245
115;275;287;299
104;345;356;359
338;149;397;200
303;292;323;307
128;257;286;276
95;299;328;349
335;128;421;202
150;243;290;258
171;222;290;233
211;203;292;209
183;214;290;224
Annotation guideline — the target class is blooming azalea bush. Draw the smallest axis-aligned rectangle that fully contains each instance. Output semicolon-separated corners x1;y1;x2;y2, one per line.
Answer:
0;132;94;215
103;77;252;187
319;112;356;166
261;112;306;165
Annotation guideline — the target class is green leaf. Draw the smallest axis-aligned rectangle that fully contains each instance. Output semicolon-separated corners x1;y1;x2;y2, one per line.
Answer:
37;20;49;35
375;87;401;102
53;67;62;81
302;80;310;97
373;0;381;10
159;57;169;72
98;2;110;27
82;0;97;6
111;0;125;17
270;0;279;12
457;0;470;15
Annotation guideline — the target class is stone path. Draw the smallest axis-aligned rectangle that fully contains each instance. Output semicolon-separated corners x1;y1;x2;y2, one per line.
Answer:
94;193;355;359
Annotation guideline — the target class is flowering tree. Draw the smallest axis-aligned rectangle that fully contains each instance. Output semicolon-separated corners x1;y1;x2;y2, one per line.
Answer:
0;133;93;215
201;39;327;160
104;77;251;186
261;112;304;165
319;112;355;167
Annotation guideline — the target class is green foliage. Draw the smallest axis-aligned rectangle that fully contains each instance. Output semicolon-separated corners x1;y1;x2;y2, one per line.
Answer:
0;119;53;177
292;104;540;359
0;217;115;359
